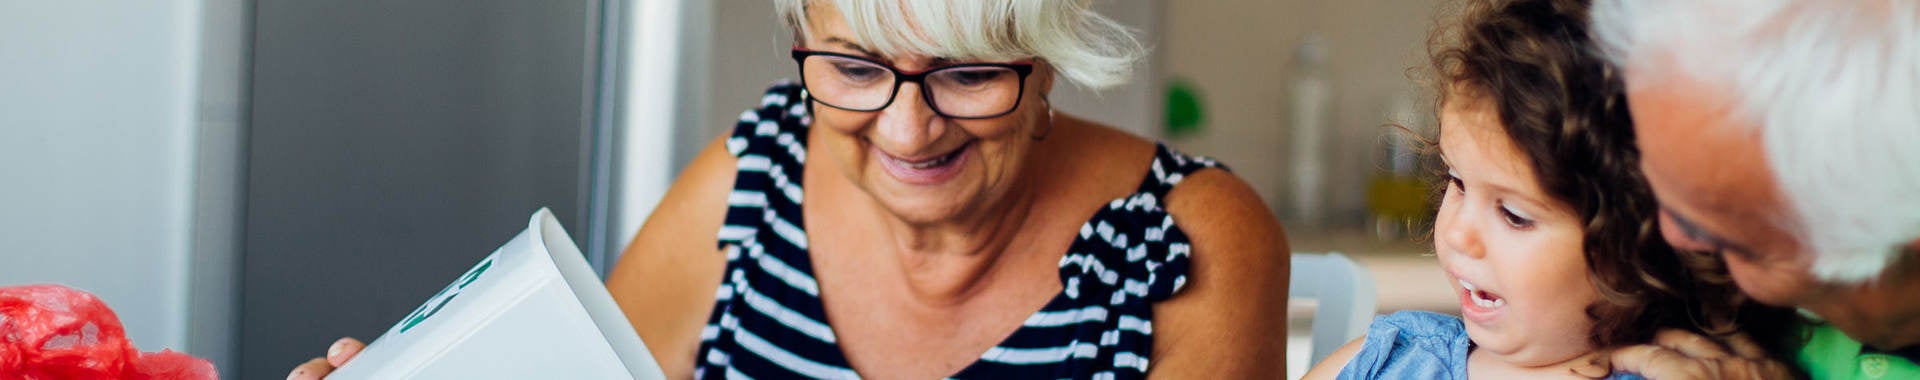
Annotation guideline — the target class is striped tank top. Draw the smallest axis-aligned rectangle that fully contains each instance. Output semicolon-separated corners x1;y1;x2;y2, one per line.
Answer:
696;82;1224;379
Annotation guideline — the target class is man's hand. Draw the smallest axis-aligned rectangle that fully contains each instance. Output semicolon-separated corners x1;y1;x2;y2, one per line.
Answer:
1608;329;1796;379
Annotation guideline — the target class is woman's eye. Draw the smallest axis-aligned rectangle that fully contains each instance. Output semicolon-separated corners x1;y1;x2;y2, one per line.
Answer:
945;69;1006;86
834;64;884;81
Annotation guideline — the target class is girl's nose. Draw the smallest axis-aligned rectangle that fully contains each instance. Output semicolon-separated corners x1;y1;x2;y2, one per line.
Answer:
1438;199;1486;259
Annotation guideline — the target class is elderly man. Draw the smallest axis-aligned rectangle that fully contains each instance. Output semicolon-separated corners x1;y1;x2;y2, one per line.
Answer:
1589;0;1920;378
1590;0;1920;379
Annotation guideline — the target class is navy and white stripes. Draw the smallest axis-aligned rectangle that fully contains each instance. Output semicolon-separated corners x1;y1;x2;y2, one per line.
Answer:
695;82;1225;379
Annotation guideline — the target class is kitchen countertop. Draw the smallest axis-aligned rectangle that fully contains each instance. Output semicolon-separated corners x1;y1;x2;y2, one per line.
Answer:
1289;229;1456;314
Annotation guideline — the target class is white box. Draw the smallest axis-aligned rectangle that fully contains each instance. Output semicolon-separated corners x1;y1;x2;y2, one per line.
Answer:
327;208;666;379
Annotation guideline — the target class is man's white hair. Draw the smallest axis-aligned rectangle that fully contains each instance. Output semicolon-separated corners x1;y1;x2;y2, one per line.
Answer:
1592;0;1920;283
774;0;1144;91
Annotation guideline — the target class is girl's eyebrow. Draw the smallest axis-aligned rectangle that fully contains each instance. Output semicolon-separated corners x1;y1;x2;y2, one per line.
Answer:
1440;153;1564;216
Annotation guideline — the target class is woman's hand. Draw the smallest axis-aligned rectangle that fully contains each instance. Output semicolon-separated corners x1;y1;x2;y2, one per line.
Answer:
285;337;366;380
1608;329;1795;379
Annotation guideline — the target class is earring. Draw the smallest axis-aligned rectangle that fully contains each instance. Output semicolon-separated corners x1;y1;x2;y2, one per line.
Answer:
1032;98;1055;141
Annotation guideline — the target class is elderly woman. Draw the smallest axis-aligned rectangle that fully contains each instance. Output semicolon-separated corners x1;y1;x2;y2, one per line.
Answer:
290;1;1290;379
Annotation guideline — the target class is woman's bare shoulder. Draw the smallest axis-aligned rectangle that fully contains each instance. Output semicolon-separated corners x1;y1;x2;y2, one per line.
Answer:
1044;117;1159;197
1147;140;1294;377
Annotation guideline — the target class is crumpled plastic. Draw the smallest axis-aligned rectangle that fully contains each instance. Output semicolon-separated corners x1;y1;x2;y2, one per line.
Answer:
0;284;217;379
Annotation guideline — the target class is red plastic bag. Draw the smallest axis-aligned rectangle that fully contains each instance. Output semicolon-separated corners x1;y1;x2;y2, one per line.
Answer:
0;284;217;379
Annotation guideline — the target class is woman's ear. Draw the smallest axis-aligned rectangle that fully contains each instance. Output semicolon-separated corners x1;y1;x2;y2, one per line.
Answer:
1037;60;1056;95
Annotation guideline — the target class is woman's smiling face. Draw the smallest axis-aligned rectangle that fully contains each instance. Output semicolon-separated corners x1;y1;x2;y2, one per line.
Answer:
1433;96;1601;367
799;3;1054;225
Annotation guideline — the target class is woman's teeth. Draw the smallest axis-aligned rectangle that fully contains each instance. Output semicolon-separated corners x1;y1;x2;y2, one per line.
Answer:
1459;279;1506;308
903;152;955;169
898;146;964;169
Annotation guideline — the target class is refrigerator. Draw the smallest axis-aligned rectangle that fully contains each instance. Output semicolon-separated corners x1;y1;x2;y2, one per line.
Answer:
239;0;615;378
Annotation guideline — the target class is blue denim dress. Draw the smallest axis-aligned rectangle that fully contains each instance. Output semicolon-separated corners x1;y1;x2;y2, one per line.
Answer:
1335;310;1646;380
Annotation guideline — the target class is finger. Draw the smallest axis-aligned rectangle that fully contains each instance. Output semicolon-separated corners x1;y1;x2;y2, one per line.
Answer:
1705;357;1791;380
1719;332;1770;360
288;357;335;380
326;337;366;368
1712;355;1796;380
1652;329;1733;359
1754;359;1797;379
1610;344;1714;380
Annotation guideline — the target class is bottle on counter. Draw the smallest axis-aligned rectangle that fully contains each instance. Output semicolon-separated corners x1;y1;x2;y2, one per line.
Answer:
1368;92;1435;241
1285;34;1332;230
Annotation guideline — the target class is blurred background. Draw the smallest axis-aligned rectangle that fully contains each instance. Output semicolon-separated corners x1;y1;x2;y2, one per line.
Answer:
0;0;1451;378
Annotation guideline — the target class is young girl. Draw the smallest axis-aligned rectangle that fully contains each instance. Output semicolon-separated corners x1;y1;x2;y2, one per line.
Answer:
1303;0;1802;378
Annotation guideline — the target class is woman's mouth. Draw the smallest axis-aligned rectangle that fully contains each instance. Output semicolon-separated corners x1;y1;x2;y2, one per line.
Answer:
875;141;971;185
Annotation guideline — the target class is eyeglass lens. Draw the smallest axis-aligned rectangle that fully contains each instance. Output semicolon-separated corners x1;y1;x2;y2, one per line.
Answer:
800;55;1024;118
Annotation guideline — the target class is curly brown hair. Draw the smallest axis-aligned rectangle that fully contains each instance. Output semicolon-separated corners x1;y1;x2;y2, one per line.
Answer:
1425;0;1804;370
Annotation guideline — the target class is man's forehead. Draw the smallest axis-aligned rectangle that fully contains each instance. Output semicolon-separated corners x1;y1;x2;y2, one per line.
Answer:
1627;75;1801;244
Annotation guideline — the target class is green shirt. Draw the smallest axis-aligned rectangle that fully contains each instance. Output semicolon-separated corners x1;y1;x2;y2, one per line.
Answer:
1798;323;1920;380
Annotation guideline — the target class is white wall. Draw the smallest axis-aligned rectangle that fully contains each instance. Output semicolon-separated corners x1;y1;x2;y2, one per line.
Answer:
0;0;244;374
1049;0;1162;138
1164;0;1439;226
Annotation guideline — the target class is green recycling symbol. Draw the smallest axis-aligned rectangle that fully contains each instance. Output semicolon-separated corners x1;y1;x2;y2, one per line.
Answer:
398;256;494;334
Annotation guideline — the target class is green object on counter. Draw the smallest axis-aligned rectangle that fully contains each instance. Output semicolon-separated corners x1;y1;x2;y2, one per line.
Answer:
1164;79;1205;137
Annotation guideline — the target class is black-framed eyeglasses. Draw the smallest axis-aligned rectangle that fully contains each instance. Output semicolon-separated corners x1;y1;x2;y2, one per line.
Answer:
791;48;1035;119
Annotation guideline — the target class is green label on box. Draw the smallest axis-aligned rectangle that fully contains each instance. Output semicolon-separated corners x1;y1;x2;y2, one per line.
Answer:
399;256;494;334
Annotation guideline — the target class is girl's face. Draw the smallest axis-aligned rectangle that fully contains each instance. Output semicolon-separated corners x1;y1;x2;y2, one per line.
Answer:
799;3;1055;225
1434;97;1601;367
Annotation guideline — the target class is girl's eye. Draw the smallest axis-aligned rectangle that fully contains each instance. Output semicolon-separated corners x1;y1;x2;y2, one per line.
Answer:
1498;203;1535;229
1443;169;1465;194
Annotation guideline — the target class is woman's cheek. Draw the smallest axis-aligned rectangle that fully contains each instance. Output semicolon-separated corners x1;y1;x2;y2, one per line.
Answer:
813;106;872;133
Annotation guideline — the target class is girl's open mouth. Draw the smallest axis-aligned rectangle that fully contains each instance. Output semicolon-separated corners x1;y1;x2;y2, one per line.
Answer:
1457;277;1508;325
1459;278;1506;308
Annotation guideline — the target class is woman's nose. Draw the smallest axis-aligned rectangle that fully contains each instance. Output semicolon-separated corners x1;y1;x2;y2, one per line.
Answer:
873;81;944;152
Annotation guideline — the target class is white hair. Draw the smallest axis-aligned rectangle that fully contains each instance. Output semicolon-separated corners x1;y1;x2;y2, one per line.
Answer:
1592;0;1920;283
774;0;1145;91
